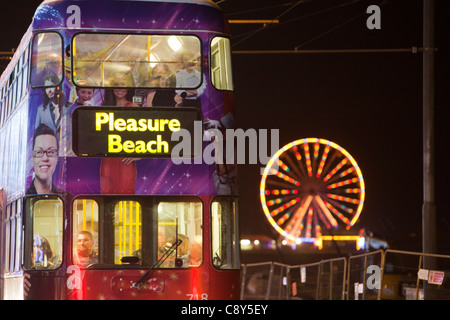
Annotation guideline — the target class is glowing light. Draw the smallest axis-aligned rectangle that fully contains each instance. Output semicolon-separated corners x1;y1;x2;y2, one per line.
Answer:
325;202;351;225
305;207;313;238
260;138;365;243
277;213;291;225
316;144;330;178
357;237;365;250
287;195;313;237
340;167;355;178
344;188;360;193
266;189;298;196
327;194;360;204
304;142;312;176
327;177;359;189
314;195;338;228
266;198;282;206
313;140;320;159
293;146;302;161
323;158;348;182
168;36;182;51
278;159;289;172
149;53;158;68
315;224;322;239
269;168;300;186
270;198;300;217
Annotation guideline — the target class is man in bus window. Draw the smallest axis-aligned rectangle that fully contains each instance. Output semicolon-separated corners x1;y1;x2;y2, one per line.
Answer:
26;123;62;195
75;230;98;268
175;51;205;110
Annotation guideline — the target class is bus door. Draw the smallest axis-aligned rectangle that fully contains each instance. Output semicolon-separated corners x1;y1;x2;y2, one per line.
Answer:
23;195;66;300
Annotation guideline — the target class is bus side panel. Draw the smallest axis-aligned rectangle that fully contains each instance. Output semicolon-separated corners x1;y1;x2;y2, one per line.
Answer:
24;272;66;300
0;101;28;203
2;274;23;300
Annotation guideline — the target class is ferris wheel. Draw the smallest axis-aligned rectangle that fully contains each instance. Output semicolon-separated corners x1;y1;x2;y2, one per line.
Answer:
260;138;365;243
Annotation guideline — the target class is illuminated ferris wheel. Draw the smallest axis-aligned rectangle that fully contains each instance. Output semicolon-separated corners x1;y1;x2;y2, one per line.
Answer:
260;138;365;243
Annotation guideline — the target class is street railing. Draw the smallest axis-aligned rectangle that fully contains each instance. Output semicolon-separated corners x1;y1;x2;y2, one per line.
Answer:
240;249;450;300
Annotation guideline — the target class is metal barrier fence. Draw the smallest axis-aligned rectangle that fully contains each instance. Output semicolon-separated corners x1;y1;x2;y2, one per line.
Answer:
347;250;384;300
240;249;450;300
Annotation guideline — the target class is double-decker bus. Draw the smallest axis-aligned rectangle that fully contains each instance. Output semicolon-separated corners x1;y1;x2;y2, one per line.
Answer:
0;0;239;300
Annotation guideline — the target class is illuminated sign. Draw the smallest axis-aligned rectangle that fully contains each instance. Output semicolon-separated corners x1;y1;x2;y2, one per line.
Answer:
73;107;202;158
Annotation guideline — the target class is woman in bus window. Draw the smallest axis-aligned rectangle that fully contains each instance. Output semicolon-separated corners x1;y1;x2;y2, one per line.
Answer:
33;235;61;269
144;64;181;107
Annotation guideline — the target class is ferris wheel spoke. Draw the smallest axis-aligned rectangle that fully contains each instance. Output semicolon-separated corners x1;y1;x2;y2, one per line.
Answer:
324;201;352;226
269;197;300;217
264;189;299;196
327;193;360;205
338;166;356;179
282;151;304;181
265;178;299;190
305;207;313;238
314;195;338;228
316;144;331;178
326;177;359;190
268;168;301;187
303;142;313;177
323;158;348;183
276;158;303;183
287;195;312;238
291;146;311;180
325;197;355;215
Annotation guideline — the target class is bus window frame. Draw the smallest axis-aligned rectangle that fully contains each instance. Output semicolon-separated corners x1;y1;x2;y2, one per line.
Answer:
23;195;65;271
209;36;234;92
71;195;203;270
70;32;204;91
30;31;64;89
210;196;240;270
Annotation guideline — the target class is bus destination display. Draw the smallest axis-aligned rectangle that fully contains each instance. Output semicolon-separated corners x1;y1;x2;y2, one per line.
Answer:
72;107;202;158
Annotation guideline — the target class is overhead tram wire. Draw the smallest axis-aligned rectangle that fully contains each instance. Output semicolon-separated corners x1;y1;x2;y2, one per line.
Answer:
230;1;407;55
229;0;366;47
231;0;306;48
293;9;367;50
225;1;304;17
232;47;421;55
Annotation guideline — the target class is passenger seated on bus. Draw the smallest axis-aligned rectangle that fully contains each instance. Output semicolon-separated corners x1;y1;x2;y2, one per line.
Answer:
189;235;202;267
144;64;181;107
158;234;189;267
74;231;98;268
175;51;205;109
33;235;61;269
69;80;95;116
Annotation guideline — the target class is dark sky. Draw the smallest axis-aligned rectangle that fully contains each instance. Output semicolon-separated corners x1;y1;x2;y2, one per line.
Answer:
221;0;450;252
1;0;449;253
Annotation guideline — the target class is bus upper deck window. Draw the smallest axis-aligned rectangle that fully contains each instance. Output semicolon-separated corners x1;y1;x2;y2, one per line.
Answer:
210;37;233;91
72;33;201;89
30;32;63;88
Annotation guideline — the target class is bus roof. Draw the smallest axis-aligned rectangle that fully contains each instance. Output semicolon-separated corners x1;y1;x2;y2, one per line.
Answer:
32;0;227;33
39;0;219;8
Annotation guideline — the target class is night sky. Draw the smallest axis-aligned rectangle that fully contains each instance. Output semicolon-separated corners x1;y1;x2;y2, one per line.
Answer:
1;0;449;253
